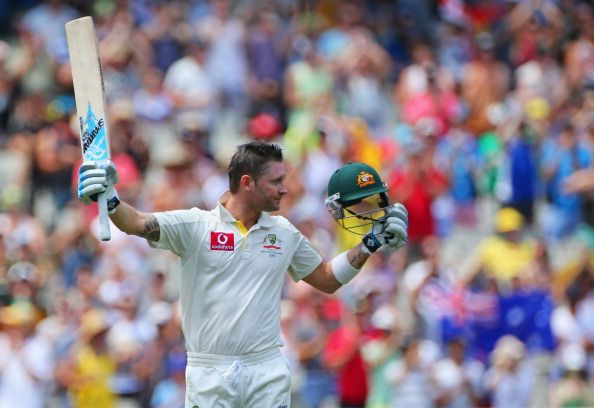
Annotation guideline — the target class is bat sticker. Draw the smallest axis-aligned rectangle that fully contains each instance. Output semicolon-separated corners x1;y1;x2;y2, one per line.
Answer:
80;103;108;160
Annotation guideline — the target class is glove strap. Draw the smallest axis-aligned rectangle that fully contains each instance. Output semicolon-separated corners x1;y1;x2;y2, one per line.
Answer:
362;233;382;253
106;185;120;214
107;196;120;214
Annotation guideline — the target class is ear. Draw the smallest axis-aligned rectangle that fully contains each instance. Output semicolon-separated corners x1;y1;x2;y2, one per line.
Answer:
239;174;254;191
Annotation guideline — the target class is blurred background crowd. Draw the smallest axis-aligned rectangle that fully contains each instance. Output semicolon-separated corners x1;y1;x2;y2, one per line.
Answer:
0;0;593;407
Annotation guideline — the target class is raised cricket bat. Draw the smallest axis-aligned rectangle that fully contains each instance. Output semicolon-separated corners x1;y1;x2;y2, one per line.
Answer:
66;16;111;241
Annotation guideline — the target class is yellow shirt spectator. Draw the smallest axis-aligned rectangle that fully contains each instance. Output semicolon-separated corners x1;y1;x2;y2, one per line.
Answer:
56;309;117;408
70;344;117;408
461;207;536;284
470;235;536;281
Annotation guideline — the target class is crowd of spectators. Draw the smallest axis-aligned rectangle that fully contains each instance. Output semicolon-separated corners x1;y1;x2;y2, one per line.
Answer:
0;0;593;407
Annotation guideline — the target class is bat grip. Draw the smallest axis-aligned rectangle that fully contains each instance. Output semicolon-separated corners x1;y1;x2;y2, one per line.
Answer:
97;191;111;241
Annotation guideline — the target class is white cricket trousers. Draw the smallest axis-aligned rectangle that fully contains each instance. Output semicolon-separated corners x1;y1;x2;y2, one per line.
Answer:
185;347;291;408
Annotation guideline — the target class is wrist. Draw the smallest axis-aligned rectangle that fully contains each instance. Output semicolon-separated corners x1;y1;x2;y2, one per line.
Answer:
331;251;361;285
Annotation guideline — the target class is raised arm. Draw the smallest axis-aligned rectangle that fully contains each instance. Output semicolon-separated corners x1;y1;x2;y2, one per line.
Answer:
109;202;160;241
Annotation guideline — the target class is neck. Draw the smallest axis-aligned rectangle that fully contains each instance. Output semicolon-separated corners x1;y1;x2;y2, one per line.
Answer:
223;192;261;230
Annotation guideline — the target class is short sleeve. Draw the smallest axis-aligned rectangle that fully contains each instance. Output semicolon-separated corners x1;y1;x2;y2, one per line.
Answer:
149;209;200;257
287;233;323;282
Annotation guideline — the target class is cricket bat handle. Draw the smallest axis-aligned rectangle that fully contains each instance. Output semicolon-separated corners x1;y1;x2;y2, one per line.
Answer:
97;191;111;241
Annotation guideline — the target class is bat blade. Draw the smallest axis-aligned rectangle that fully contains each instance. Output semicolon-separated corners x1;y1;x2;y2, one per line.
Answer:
66;16;111;241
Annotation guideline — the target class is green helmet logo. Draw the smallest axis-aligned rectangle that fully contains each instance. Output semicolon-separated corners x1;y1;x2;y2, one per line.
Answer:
327;162;387;208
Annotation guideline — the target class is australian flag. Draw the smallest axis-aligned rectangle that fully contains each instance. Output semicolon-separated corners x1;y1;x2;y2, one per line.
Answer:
419;280;499;343
470;289;556;361
420;280;555;360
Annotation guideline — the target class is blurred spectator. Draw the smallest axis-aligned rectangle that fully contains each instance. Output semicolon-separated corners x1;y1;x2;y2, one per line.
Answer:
430;337;486;408
132;67;174;123
150;346;186;408
483;335;535;408
541;122;592;239
245;10;287;127
54;207;101;289
163;35;216;126
361;303;403;408
337;30;393;135
322;297;369;408
54;308;117;408
460;31;510;136
461;206;537;292
97;7;146;102
395;41;458;135
20;0;78;64
142;300;184;404
0;302;52;408
291;285;338;408
31;120;79;227
563;2;594;92
198;0;248;113
436;16;473;84
139;2;189;73
283;34;333;161
434;124;479;235
300;119;343;200
315;1;362;63
146;141;200;211
279;297;302;399
4;261;47;320
388;136;448;255
514;43;567;114
551;277;594;379
549;343;594;408
386;336;435;408
499;122;540;226
475;128;505;202
504;0;564;69
106;290;157;407
401;235;450;341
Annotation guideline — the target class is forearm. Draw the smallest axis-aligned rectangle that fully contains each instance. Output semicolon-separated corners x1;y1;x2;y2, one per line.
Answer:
313;244;370;291
109;201;160;240
346;243;370;269
328;244;371;289
302;244;370;294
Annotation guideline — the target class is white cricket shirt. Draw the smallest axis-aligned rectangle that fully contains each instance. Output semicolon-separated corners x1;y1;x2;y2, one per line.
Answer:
150;198;323;356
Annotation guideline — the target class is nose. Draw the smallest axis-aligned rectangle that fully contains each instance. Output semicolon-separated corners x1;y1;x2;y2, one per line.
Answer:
279;183;288;195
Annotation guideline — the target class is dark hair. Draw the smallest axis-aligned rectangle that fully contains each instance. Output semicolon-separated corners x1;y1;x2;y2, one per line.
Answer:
228;141;283;193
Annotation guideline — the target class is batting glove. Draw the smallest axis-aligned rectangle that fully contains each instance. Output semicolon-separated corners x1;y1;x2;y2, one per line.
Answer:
362;203;408;253
78;161;120;213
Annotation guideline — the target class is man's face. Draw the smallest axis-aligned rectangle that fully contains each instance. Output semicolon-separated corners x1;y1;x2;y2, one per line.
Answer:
252;161;287;212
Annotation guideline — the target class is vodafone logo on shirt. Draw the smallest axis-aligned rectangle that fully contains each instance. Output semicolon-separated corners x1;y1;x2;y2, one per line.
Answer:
210;232;235;251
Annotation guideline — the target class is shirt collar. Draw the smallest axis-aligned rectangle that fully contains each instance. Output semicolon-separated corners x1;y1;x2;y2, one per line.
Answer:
215;191;274;228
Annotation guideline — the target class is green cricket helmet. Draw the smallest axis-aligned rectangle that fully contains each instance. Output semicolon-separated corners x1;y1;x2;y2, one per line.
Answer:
325;162;391;234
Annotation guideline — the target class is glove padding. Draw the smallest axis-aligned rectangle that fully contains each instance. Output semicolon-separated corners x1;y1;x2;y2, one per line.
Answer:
362;203;408;253
78;161;120;213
